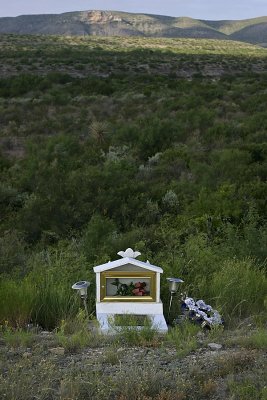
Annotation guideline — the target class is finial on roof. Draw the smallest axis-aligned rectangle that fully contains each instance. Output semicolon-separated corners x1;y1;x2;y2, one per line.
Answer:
117;248;141;259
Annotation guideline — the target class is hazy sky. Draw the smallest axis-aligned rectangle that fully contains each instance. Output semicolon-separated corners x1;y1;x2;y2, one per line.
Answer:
0;0;267;20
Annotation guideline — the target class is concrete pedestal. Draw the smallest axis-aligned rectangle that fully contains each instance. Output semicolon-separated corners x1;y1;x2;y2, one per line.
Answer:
96;301;168;333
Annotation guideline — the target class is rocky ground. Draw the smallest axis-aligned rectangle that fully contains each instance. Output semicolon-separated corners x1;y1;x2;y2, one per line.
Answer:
0;325;266;400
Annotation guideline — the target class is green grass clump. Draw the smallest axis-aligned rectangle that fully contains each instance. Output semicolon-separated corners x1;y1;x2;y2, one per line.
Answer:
32;278;79;331
55;330;96;352
227;328;267;350
100;346;120;365
1;327;35;348
55;311;103;352
227;377;266;400
0;275;81;330
109;314;160;346
0;279;35;328
166;322;199;357
112;365;183;400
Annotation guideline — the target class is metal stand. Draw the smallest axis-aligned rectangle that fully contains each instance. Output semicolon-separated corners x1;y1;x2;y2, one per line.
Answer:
167;292;175;323
166;277;184;324
81;295;89;317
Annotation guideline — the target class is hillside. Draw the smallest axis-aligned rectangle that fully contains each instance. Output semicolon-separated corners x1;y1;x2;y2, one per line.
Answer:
0;10;267;46
0;29;266;395
0;31;266;399
0;35;266;81
231;22;267;47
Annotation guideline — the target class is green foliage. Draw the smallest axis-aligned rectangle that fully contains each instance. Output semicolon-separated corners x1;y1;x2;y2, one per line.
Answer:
166;322;199;357
32;277;79;331
0;35;266;329
209;259;267;320
1;327;35;348
55;310;103;352
56;327;102;353
227;328;267;350
227;377;265;400
81;214;117;262
0;230;27;275
0;276;81;330
0;279;36;327
109;314;159;346
0;74;43;97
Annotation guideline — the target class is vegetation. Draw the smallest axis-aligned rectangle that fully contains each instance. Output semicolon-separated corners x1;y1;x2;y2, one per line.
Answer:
0;32;266;400
0;322;266;400
0;34;266;333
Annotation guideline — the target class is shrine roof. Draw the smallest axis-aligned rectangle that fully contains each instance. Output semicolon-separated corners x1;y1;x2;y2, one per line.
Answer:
93;257;163;273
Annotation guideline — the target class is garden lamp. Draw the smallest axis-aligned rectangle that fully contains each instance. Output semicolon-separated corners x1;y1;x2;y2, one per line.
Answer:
166;277;184;322
72;281;90;316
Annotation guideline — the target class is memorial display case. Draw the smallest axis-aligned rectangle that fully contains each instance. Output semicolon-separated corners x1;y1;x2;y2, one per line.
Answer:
100;271;156;301
93;248;168;333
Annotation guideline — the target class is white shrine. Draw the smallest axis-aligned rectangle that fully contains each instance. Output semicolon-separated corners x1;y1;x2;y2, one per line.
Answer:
93;248;168;333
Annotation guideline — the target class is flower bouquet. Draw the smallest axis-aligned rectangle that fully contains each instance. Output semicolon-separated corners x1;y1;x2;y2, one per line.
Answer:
111;279;149;296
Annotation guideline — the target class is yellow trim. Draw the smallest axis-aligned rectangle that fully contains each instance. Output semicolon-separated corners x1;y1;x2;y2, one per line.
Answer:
100;271;156;302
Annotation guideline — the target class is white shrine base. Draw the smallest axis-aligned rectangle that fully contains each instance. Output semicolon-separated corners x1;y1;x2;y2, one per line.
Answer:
96;301;168;334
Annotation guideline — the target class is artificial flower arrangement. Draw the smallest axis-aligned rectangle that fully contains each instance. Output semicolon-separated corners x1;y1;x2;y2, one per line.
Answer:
111;278;149;296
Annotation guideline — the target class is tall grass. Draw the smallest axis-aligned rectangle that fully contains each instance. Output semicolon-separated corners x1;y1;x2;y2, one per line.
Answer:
209;258;267;321
0;279;35;328
0;276;81;330
32;280;80;331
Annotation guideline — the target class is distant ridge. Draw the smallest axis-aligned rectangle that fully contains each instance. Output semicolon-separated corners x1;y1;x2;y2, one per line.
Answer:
0;10;267;47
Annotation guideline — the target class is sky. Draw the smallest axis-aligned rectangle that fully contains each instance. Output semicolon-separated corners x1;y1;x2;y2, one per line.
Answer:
0;0;267;20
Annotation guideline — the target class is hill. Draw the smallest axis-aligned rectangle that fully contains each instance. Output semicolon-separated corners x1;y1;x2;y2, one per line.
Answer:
0;34;266;390
0;11;267;46
0;35;266;82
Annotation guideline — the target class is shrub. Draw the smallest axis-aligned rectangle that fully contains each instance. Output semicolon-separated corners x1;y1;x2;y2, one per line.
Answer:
0;230;27;275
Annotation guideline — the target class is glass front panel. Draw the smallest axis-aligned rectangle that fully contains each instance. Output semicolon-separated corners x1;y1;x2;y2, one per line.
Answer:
100;271;156;302
106;277;151;297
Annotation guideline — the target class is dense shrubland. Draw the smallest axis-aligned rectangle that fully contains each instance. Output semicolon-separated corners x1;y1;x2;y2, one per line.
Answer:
0;35;266;330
